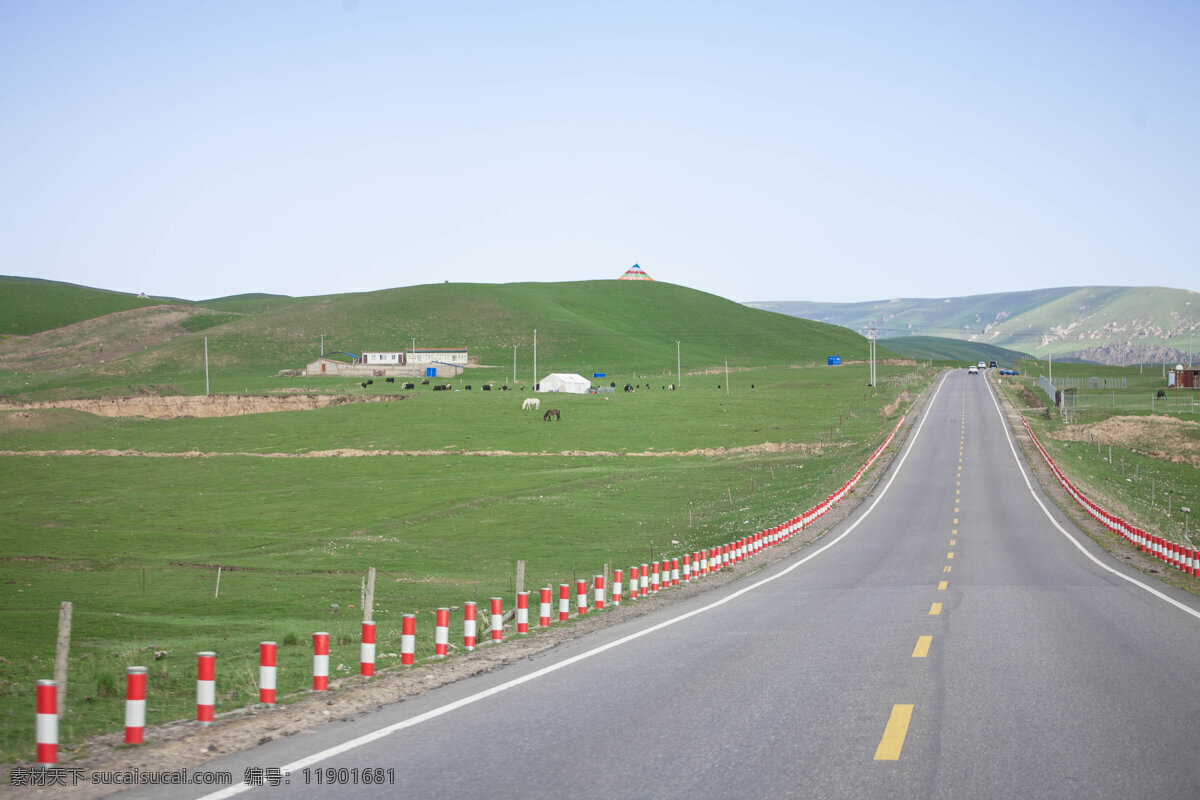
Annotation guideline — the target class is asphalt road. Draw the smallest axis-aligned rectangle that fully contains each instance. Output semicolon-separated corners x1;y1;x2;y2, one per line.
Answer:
127;370;1200;799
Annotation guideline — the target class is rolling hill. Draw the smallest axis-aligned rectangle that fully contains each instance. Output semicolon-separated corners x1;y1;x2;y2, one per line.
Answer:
0;278;886;397
747;286;1200;366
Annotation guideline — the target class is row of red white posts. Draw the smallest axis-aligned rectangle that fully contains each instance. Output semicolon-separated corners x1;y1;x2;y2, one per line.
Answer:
31;416;906;766
1022;417;1200;576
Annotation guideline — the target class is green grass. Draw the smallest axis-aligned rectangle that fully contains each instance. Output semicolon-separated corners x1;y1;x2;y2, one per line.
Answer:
0;363;932;763
0;276;188;335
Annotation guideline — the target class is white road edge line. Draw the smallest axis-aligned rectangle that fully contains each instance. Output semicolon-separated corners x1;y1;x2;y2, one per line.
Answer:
984;377;1200;622
197;374;952;799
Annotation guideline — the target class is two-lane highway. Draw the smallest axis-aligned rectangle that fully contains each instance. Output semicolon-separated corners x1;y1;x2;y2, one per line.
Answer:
137;370;1200;799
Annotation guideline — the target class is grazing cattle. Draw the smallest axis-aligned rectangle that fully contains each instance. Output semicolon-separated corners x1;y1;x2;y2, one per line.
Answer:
366;379;373;385
669;383;675;391
543;408;561;421
1157;389;1166;399
465;385;472;390
385;377;395;383
522;397;541;411
500;385;509;391
421;379;430;385
624;384;634;392
402;382;415;390
610;382;616;388
433;384;451;391
482;384;491;391
360;382;368;388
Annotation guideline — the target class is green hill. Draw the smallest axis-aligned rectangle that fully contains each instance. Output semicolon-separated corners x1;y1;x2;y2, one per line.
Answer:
0;279;889;397
0;276;188;335
747;286;1200;366
882;335;1032;365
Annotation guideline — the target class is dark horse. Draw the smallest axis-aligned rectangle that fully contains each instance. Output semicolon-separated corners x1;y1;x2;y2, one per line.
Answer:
543;409;561;421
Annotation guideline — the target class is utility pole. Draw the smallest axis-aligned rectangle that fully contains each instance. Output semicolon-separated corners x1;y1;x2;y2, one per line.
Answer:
533;329;537;389
320;334;325;358
204;336;210;396
676;341;681;390
513;345;517;385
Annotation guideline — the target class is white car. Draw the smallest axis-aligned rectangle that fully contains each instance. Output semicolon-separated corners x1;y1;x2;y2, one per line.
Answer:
968;365;979;374
978;362;987;369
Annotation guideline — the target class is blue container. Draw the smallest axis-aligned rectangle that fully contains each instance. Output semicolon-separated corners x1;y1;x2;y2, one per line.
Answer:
827;356;842;366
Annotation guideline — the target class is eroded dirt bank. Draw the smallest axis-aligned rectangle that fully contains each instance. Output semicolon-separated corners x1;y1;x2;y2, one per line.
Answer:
0;393;406;420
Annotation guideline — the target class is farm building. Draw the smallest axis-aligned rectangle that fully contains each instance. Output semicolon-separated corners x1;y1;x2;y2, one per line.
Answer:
407;348;469;365
362;351;405;365
303;357;463;379
538;373;591;394
1168;368;1199;389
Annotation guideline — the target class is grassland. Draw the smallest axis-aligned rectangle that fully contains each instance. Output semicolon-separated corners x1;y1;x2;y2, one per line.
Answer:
0;363;931;763
0;276;932;764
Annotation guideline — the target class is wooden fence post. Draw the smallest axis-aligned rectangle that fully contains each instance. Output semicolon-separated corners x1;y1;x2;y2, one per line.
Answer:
55;602;72;717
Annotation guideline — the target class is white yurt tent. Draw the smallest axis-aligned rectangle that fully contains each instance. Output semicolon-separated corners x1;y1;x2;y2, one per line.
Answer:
538;373;591;394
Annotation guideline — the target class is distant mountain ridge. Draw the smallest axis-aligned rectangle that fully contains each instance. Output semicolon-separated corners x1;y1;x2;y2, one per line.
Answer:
747;286;1200;367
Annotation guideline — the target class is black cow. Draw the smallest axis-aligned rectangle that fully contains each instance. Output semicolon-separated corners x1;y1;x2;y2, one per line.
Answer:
1157;389;1166;399
624;384;634;392
500;385;509;391
482;384;491;391
465;385;472;390
403;382;415;390
366;379;373;385
433;384;451;391
360;382;368;388
385;377;395;383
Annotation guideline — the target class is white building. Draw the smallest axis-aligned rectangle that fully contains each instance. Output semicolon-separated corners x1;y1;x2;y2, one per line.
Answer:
407;348;469;365
361;352;405;365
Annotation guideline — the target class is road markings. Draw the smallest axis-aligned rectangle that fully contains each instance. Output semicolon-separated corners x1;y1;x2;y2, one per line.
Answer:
943;565;951;573
938;580;948;590
947;552;954;559
930;602;942;615
874;704;915;760
912;636;932;658
949;539;956;546
953;518;958;524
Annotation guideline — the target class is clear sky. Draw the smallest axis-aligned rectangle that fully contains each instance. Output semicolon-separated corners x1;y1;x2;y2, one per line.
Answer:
1;1;1197;303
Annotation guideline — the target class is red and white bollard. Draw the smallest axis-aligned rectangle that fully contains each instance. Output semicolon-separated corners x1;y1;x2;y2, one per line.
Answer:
313;632;330;690
434;609;450;657
490;597;504;642
576;579;589;615
401;614;416;666
671;557;680;586
259;642;277;706
489;597;504;642
539;587;552;627
682;554;691;582
558;584;571;621
196;652;216;725
612;569;623;606
35;680;57;766
124;666;147;744
650;562;660;594
594;575;605;610
629;566;639;599
640;564;650;596
361;621;377;676
463;602;478;650
516;591;530;633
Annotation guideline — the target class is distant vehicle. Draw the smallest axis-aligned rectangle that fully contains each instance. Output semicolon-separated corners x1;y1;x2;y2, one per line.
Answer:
968;365;979;375
989;360;998;368
978;362;987;369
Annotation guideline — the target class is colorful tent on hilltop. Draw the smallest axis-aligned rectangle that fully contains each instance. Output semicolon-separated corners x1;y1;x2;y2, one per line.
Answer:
618;264;654;281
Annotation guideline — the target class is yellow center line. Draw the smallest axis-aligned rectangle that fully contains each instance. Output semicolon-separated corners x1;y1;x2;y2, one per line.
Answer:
930;602;943;615
938;580;948;590
949;539;956;546
947;551;954;559
955;489;960;495
874;704;915;761
943;565;951;573
953;518;958;524
912;636;932;658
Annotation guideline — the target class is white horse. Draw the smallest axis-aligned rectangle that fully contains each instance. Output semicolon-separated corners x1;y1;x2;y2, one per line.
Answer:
521;397;540;411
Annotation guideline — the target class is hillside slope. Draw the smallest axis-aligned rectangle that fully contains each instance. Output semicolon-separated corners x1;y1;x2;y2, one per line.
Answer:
0;280;886;395
0;276;187;334
748;286;1200;366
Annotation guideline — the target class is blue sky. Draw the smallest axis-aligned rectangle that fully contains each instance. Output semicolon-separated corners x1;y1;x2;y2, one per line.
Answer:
1;1;1197;303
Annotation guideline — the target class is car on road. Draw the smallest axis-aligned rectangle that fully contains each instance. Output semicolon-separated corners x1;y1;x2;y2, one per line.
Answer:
968;365;979;374
978;361;987;370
